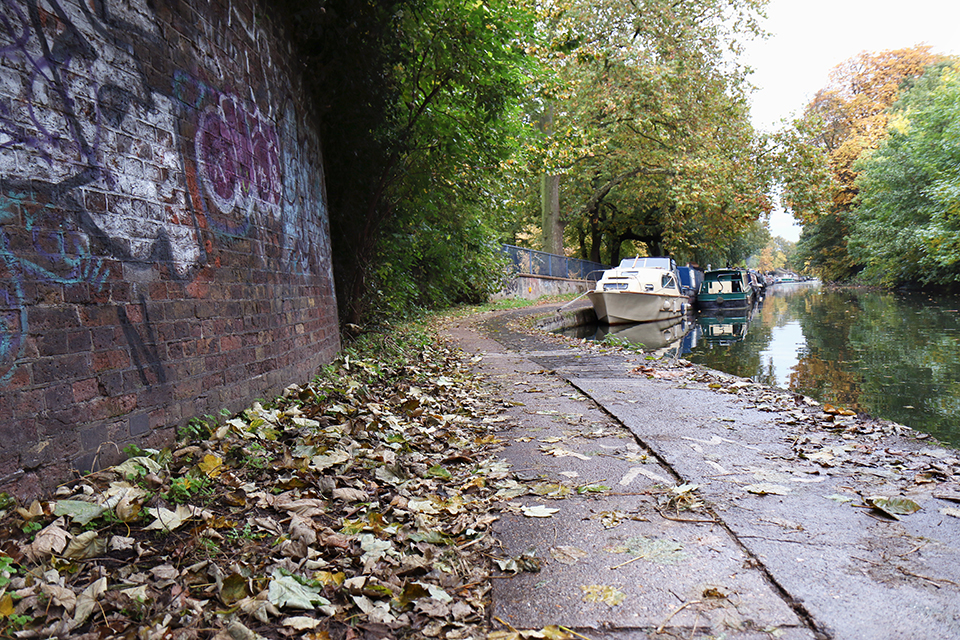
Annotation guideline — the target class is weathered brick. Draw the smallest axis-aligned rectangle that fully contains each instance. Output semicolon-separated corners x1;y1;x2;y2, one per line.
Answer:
36;331;69;357
73;378;100;403
28;307;81;332
0;418;38;451
33;354;92;385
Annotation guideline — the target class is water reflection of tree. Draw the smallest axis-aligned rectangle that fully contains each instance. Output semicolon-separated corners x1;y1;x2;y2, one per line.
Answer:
793;289;960;443
789;288;866;410
848;293;960;441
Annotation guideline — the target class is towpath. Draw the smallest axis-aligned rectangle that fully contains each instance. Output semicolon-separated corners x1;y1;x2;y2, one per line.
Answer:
443;302;960;640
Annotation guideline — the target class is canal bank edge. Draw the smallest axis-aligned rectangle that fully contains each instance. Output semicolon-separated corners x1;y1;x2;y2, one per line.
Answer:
443;301;960;640
535;303;598;334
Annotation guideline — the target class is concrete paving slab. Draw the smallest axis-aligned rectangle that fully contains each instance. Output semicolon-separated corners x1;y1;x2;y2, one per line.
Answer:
577;376;960;640
447;309;815;639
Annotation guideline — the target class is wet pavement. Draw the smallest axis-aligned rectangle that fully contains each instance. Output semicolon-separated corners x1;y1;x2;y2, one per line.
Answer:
442;303;960;640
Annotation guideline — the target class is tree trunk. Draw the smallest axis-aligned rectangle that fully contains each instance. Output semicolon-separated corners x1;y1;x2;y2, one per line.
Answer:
541;173;562;254
610;236;622;267
588;216;602;264
575;221;587;260
539;103;563;255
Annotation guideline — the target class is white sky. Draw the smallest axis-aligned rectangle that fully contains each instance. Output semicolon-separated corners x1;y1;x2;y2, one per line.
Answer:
742;0;960;241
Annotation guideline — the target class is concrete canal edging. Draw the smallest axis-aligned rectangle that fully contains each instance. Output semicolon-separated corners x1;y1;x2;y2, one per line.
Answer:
493;274;593;301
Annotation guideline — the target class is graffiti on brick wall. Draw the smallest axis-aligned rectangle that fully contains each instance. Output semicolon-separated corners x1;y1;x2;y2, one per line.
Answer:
0;0;331;387
0;186;112;381
118;295;166;387
172;74;329;278
0;0;202;276
196;91;282;221
280;100;329;276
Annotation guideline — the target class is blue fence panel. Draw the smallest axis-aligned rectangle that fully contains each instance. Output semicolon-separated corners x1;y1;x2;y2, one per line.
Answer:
501;245;608;281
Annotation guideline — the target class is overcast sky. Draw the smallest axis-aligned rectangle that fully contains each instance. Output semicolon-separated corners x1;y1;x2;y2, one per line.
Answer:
742;0;960;241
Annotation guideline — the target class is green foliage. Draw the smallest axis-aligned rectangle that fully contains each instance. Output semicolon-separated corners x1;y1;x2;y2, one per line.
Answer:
771;115;836;226
224;522;267;543
524;0;771;266
0;493;15;512
0;554;17;588
279;0;775;320
781;47;948;283
21;521;41;536
164;474;213;505
122;443;149;459
372;216;512;318
849;63;960;287
794;213;861;282
280;0;538;323
178;416;215;443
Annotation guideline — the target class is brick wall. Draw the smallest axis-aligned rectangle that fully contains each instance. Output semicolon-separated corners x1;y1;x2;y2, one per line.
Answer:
0;0;340;497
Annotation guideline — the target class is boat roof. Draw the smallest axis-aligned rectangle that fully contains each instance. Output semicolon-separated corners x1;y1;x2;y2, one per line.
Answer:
703;269;745;279
616;257;675;270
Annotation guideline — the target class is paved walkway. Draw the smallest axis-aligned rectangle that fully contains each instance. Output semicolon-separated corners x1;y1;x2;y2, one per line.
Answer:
443;303;960;640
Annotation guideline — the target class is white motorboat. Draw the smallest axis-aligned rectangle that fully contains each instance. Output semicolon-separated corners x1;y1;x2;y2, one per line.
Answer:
587;257;689;325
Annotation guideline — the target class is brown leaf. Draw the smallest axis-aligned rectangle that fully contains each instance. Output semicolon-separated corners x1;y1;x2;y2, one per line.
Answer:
333;487;368;502
24;518;70;561
63;530;106;560
221;572;251;605
267;492;328;518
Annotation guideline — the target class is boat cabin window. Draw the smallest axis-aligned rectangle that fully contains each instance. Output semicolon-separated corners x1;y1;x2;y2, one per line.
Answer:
661;274;677;289
704;281;725;294
704;279;732;294
701;272;747;295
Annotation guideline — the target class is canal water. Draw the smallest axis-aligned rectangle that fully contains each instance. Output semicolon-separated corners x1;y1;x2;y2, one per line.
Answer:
560;283;960;447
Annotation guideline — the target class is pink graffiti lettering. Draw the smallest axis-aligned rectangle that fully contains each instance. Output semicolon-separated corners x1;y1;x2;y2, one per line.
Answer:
195;94;280;219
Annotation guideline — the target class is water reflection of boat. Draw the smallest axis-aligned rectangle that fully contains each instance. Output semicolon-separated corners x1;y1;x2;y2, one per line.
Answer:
588;257;689;324
697;306;755;346
595;316;690;350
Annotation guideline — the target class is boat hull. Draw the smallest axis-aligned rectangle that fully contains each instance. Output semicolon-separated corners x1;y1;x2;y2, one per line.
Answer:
588;290;686;325
696;292;753;311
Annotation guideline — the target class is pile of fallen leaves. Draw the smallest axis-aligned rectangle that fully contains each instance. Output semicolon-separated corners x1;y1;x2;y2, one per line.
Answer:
0;326;515;639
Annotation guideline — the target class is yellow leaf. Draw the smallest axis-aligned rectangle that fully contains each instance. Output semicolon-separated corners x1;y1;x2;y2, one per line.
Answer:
0;593;14;618
313;571;345;587
199;454;223;478
580;584;626;606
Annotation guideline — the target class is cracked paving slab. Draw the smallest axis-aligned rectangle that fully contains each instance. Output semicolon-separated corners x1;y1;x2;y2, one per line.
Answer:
577;376;960;640
445;310;816;639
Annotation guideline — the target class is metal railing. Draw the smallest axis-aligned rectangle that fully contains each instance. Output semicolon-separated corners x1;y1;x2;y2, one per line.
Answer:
501;245;608;281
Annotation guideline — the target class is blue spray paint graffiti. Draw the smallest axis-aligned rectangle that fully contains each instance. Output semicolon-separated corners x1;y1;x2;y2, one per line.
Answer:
0;187;110;382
